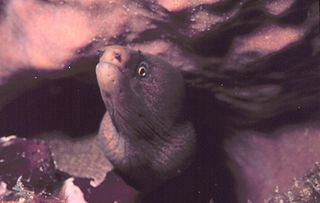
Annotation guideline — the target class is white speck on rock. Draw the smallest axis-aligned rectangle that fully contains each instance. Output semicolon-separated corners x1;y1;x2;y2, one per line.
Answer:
60;178;88;203
90;172;106;187
0;181;7;198
0;135;17;147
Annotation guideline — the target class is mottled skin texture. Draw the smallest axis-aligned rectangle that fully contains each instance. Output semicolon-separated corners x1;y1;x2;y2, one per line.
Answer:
96;46;196;191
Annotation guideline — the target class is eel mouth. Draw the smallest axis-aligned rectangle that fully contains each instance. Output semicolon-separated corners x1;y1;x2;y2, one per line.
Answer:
96;61;123;93
96;61;122;75
96;46;132;95
96;60;127;131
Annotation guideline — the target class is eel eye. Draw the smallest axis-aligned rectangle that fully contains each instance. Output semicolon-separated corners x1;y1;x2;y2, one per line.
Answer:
137;61;149;78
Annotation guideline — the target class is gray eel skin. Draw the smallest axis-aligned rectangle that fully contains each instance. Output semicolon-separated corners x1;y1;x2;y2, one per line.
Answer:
95;46;196;192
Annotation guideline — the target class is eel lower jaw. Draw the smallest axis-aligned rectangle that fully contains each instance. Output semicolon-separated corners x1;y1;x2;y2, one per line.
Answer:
96;61;125;98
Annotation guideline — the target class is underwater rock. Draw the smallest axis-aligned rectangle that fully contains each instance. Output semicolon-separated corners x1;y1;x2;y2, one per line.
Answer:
69;172;138;203
0;136;138;203
0;136;56;193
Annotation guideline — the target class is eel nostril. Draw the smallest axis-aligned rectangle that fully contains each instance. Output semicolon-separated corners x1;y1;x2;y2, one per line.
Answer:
114;52;122;62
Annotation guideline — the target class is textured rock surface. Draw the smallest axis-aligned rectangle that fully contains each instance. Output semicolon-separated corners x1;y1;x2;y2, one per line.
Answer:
265;163;320;203
225;122;320;202
0;0;318;122
0;136;57;193
0;136;138;203
38;132;113;187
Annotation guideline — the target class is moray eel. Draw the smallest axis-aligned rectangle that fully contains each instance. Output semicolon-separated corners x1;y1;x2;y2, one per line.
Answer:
96;46;196;191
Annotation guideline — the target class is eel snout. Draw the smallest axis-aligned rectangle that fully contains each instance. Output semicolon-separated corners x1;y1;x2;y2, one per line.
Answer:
98;46;131;68
96;46;131;98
